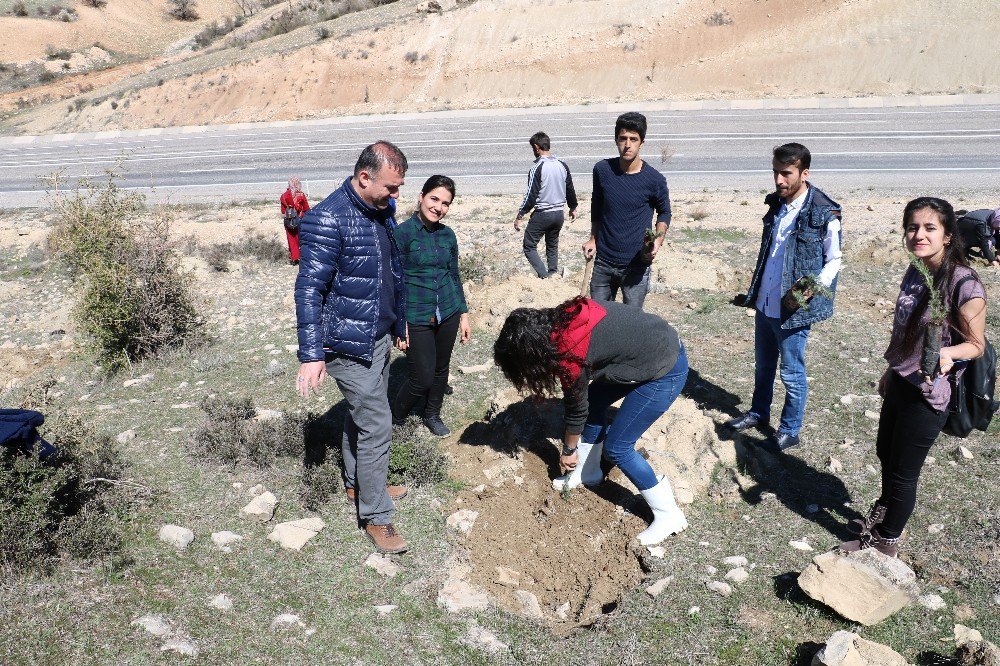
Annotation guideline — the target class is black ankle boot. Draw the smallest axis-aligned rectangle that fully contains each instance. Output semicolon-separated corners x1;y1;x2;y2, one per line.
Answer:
848;500;887;536
423;415;450;437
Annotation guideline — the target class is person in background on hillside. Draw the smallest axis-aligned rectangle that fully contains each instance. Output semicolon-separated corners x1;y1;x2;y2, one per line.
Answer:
582;112;671;309
280;177;310;265
514;132;578;279
392;175;472;437
493;297;690;546
956;207;1000;267
843;197;986;557
294;142;410;555
725;143;843;453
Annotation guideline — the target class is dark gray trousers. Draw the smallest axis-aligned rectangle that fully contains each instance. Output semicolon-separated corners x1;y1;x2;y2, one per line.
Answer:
589;256;651;308
522;209;564;277
326;333;394;526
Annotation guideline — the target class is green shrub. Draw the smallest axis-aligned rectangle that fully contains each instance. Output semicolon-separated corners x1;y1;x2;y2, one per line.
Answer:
235;232;287;263
204;243;231;271
49;175;205;372
168;0;198;20
388;430;447;486
12;0;27;16
191;397;306;467
458;253;488;283
0;400;141;576
301;460;341;510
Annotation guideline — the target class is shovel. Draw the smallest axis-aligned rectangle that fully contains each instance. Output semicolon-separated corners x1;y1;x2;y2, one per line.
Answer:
580;256;594;298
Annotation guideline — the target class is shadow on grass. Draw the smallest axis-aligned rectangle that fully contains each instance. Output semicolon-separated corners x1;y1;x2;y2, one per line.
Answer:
683;368;863;541
790;641;824;666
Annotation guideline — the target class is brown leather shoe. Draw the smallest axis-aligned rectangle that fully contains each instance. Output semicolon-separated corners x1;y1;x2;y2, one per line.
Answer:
839;525;899;558
364;523;408;554
345;485;408;503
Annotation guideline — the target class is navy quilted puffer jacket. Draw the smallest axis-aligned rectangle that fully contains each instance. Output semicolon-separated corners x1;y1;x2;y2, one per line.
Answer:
295;177;405;363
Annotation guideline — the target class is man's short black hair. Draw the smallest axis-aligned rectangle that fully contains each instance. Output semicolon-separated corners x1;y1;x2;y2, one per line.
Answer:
354;140;408;178
529;132;550;151
615;112;647;141
773;143;811;171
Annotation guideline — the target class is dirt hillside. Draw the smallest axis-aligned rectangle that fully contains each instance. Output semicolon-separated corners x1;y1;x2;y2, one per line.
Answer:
3;0;999;135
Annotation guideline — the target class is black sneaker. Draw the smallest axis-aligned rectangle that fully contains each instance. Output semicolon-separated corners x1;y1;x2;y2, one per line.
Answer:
423;415;450;437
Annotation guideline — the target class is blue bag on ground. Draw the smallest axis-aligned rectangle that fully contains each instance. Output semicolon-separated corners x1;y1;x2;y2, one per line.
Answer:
0;408;57;458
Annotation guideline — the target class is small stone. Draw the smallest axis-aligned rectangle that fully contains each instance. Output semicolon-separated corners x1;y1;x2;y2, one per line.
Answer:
864;410;880;421
725;567;750;584
840;395;854;405
843;438;856;447
789;539;813;551
675;488;695;505
158;525;194;550
267;517;325;551
241;491;277;522
688;606;700;615
926;456;936;465
170;403;194;409
460;619;508;655
955;624;983;647
645;576;674;598
446;509;479;534
211;531;243;552
827;457;843;473
956;445;974;460
123;374;153;388
209;594;233;611
472;484;486;493
116;429;136;444
811;630;906;666
131;614;172;637
554;602;571;619
806;504;820;514
248;484;266;496
918;594;946;611
705;565;718;575
437;578;490;613
706;581;732;597
458;360;494;375
687;302;699;309
364;553;401;578
495;566;521;588
514;590;543;619
928;523;945;534
373;604;397;616
647;546;665;558
722;556;748;567
255;409;283;421
160;640;198;657
271;613;305;631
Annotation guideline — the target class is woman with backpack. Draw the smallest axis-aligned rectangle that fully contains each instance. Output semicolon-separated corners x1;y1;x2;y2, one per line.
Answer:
493;296;690;546
391;175;472;437
844;197;987;557
280;177;310;265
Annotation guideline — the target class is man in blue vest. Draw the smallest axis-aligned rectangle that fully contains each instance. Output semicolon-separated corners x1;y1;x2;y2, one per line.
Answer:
294;141;410;554
726;143;843;452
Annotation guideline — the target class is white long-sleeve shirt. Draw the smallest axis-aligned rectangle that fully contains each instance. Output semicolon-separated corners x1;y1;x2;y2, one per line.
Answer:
755;186;842;318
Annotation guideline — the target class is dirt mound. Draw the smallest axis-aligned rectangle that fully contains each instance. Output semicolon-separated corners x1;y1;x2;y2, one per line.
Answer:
440;385;735;630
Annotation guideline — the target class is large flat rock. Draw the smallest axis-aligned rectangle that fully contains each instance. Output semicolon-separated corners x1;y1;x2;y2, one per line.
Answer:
798;550;918;625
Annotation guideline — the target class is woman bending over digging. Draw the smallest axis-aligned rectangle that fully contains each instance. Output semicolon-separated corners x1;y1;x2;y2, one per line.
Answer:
392;175;472;437
493;296;689;545
844;197;987;557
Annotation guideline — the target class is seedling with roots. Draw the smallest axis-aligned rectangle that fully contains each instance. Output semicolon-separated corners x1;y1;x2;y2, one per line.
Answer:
781;274;833;313
908;251;947;379
641;228;665;263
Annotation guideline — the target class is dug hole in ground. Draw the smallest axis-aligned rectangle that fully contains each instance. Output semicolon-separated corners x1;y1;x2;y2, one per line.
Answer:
437;271;738;632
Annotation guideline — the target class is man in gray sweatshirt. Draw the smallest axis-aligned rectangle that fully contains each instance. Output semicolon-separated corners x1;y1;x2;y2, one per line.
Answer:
514;132;578;278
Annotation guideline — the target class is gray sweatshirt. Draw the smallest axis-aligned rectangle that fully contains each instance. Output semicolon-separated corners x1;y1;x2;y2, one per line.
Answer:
517;155;578;218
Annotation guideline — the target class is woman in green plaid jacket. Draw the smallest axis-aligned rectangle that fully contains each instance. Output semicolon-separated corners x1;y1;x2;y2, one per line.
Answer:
391;175;472;436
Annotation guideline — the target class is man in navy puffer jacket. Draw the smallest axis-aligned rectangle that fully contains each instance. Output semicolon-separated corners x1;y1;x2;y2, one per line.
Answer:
295;141;410;554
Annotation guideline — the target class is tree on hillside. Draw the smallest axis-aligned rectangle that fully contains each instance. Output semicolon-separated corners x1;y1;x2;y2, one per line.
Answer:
169;0;199;20
82;0;108;8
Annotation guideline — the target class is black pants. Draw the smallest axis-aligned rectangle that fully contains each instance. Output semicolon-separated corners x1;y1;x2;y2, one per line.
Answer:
875;372;948;538
393;312;460;420
522;210;564;277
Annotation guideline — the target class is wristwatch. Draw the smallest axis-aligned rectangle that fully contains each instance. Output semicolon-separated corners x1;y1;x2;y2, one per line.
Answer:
561;443;578;456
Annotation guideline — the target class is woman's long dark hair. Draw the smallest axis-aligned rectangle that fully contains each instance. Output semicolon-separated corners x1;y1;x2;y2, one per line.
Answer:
493;296;588;396
892;197;970;360
421;174;456;197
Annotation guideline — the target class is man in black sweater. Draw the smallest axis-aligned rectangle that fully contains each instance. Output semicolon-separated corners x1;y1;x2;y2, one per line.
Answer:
582;112;671;309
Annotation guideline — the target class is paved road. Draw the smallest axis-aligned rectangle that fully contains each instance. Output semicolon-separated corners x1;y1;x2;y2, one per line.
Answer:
2;103;1000;208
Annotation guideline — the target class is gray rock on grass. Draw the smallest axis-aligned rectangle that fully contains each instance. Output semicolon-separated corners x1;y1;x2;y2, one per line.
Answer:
158;525;194;550
811;630;907;666
514;590;543;620
446;509;479;534
132;614;172;637
460;619;508;655
240;491;277;522
209;594;233;611
161;640;199;657
364;553;402;578
438;578;489;613
267;517;325;551
645;576;674;598
798;549;919;625
211;531;243;552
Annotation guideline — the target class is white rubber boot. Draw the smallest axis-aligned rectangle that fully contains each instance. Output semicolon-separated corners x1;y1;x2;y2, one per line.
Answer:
552;442;605;491
636;475;688;545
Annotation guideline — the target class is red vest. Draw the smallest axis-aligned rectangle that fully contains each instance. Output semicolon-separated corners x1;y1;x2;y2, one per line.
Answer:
553;298;607;389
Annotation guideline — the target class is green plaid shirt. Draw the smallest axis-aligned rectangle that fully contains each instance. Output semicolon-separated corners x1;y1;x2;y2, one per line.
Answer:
393;214;469;326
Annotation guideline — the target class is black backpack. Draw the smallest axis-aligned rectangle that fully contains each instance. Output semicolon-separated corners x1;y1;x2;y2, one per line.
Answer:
942;276;999;438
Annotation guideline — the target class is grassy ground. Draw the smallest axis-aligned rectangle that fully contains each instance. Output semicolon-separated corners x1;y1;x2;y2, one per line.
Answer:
0;196;998;665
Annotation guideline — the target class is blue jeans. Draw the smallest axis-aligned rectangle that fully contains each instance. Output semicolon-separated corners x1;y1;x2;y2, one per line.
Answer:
581;346;689;491
749;311;810;436
589;256;651;308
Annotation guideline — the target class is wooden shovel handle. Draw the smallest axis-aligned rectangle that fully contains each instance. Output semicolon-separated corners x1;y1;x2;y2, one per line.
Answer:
580;257;594;298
